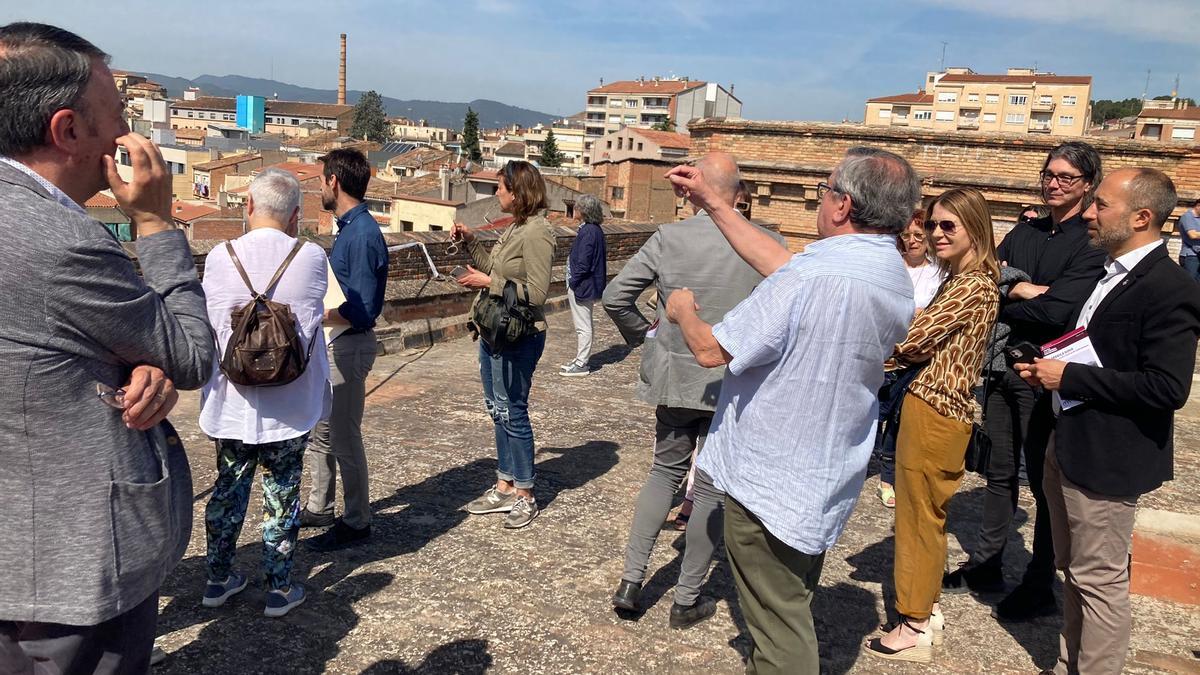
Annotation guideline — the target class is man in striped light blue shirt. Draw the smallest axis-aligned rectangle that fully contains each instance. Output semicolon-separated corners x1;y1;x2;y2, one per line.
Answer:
665;148;918;673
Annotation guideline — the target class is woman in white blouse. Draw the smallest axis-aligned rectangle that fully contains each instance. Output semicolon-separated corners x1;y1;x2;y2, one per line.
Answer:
874;212;948;508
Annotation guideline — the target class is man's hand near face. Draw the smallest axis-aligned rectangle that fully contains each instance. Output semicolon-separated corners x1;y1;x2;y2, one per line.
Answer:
104;133;174;236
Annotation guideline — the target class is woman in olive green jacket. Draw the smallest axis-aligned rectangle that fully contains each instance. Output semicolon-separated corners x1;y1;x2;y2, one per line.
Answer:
451;161;556;529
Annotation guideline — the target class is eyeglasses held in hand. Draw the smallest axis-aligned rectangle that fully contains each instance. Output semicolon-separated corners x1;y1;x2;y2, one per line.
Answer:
1039;170;1084;188
96;383;126;409
924;219;959;235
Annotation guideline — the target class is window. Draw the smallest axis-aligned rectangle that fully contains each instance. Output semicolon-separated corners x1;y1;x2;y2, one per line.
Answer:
878;108;891;119
617;138;623;150
610;99;623;108
611;186;625;200
913;110;932;121
986;94;999;104
606;140;612;149
967;93;979;102
429;224;443;232
172;109;179;116
401;220;414;232
186;111;194;118
626;99;639;108
588;96;605;106
1009;95;1028;106
1058;115;1075;126
291;118;299;125
624;115;636;124
1172;127;1196;140
167;161;185;175
637;142;643;151
983;112;997;122
608;115;621;124
937;92;957;103
1005;113;1026;124
1063;95;1077;106
936;111;955;121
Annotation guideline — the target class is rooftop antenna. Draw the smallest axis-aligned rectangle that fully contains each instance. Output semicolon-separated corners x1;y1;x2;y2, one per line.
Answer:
939;42;948;71
1142;69;1151;103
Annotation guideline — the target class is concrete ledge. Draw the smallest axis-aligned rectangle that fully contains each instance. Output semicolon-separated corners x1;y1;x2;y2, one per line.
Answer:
1132;509;1200;606
374;294;575;355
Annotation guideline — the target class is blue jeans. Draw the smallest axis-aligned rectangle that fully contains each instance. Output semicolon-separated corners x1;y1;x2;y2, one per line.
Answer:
479;331;546;489
1180;254;1200;282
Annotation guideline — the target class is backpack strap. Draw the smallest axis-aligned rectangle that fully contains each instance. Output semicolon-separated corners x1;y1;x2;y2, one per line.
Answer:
224;241;260;297
263;240;306;297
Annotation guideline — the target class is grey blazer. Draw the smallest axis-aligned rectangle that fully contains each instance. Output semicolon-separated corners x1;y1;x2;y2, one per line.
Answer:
0;162;215;625
602;214;784;412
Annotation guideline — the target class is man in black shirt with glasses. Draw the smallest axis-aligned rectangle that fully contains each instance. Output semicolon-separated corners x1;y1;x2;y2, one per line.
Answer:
943;142;1106;622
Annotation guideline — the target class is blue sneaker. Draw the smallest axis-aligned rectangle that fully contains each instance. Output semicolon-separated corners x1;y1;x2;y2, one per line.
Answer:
201;572;248;608
264;583;306;618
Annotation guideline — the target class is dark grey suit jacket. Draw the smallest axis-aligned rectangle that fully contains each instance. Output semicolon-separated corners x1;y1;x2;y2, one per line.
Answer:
0;162;215;625
602;214;784;412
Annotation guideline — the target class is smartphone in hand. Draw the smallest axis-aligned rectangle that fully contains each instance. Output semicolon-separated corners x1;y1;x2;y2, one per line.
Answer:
1007;341;1042;366
449;265;468;280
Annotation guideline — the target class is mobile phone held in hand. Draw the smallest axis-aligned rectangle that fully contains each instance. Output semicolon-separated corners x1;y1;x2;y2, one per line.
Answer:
1007;341;1042;366
449;265;468;279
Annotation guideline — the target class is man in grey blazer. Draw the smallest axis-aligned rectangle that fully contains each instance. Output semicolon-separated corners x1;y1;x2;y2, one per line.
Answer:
0;23;215;672
605;152;784;628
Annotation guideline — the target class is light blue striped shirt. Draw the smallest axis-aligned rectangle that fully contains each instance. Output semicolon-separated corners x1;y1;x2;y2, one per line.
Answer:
699;234;914;555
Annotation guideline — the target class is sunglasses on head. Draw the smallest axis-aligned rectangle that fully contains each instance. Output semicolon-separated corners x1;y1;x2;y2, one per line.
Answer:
924;219;959;234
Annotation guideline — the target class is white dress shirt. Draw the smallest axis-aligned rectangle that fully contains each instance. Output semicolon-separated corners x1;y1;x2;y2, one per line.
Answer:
1076;239;1164;330
200;228;332;443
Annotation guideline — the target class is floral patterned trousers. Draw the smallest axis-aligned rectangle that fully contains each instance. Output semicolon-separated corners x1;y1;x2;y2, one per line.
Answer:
205;435;307;591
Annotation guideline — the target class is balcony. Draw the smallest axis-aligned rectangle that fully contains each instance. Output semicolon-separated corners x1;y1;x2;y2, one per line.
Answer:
957;118;980;129
1031;101;1056;112
1029;121;1053;133
643;103;669;110
889;117;909;126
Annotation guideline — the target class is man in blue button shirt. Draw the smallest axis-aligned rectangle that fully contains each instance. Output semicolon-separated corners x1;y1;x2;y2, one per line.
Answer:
303;149;388;552
1175;198;1200;281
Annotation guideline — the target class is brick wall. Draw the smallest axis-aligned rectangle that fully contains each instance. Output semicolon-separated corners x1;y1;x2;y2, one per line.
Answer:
690;119;1200;249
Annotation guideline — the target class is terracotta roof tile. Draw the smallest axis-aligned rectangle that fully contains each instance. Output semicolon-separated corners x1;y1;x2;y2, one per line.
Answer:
1138;107;1200;122
194;153;262;172
256;161;325;182
628;128;691;149
867;92;935;104
496;142;525;156
85;193;119;208
938;73;1091;86
589;79;706;95
170;201;219;222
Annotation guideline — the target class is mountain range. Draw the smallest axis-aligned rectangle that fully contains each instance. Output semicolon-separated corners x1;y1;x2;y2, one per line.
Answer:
128;72;561;130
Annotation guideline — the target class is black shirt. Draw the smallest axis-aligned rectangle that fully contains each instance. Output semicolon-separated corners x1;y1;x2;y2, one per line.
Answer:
996;213;1106;346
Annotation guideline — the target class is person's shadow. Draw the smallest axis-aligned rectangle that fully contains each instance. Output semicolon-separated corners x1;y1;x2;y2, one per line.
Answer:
586;343;633;371
157;441;620;672
360;638;492;674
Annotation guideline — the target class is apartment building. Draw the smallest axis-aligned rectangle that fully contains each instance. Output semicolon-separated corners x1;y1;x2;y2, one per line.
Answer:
391;119;460;144
524;121;587;166
865;67;1092;137
1135;99;1200;142
584;77;739;161
170;95;355;138
591;127;689;164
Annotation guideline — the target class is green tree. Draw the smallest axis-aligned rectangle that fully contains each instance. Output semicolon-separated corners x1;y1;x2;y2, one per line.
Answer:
462;107;482;163
539;129;564;167
651;117;675;132
349;90;389;142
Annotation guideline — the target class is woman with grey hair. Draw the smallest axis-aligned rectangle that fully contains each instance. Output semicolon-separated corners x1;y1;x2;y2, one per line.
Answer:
560;194;608;376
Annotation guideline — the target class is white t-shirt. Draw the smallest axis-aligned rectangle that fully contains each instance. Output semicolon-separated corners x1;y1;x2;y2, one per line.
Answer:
907;261;948;311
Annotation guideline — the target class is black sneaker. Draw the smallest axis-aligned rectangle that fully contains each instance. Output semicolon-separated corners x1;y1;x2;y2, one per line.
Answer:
304;519;371;552
669;596;717;629
942;563;1006;595
299;508;335;529
993;582;1056;621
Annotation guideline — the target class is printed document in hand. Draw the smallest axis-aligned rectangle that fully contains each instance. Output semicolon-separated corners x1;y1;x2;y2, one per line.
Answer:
323;262;348;344
1042;327;1103;411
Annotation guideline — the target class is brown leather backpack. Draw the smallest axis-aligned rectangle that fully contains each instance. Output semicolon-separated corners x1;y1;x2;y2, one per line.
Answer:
219;240;318;387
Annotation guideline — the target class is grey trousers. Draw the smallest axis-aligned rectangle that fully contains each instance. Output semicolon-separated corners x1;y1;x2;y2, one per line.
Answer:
566;291;594;368
1045;440;1139;675
0;590;157;675
621;406;723;606
305;330;377;529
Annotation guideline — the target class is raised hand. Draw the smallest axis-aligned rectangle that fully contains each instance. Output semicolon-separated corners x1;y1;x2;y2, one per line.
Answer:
104;133;173;236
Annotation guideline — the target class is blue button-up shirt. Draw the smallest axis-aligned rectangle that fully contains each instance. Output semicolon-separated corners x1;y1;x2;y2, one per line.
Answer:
698;234;914;555
331;202;388;331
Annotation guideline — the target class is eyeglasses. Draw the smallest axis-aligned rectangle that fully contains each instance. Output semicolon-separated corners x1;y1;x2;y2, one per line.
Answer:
900;232;926;242
924;219;959;235
1040;170;1085;188
96;383;126;409
816;182;840;199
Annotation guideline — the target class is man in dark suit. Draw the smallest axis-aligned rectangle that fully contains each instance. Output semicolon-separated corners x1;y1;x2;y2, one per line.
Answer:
1017;167;1200;675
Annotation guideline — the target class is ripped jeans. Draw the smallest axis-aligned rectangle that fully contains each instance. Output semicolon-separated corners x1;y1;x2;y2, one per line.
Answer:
479;330;546;489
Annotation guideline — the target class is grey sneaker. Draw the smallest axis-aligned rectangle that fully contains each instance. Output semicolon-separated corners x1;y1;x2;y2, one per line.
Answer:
559;363;589;377
465;487;519;514
504;496;539;529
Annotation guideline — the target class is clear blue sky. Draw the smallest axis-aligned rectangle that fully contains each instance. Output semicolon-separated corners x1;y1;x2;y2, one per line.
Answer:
3;0;1197;121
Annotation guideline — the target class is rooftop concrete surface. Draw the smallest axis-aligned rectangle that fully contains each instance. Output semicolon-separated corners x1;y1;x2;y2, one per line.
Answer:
152;310;1200;674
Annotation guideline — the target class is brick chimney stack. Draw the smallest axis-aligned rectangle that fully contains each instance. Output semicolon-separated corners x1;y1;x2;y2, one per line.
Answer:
338;33;347;105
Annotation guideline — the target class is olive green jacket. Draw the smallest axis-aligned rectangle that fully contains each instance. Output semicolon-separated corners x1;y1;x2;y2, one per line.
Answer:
467;210;556;331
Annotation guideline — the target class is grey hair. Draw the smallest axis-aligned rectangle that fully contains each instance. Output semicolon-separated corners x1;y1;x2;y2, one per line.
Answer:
1125;168;1177;229
248;168;302;223
1043;141;1102;209
832;147;922;235
577;193;604;225
0;23;108;157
